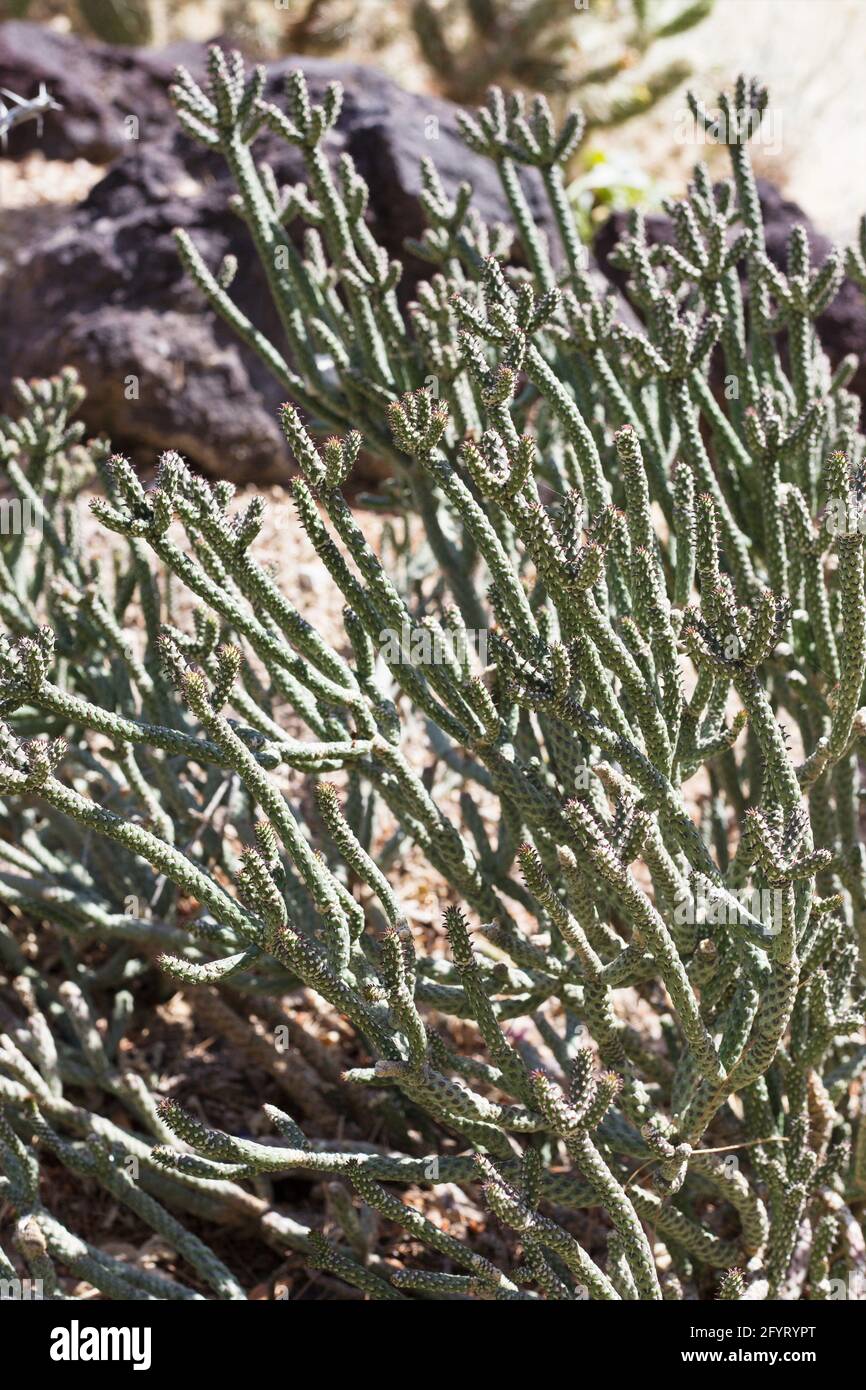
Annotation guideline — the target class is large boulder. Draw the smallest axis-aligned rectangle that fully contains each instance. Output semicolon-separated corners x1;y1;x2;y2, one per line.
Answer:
0;20;197;161
0;136;291;482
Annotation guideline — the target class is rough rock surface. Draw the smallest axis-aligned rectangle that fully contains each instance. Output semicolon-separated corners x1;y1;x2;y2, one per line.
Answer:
0;20;197;162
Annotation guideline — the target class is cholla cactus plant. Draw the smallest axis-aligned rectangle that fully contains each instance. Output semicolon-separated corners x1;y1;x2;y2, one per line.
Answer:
1;60;866;1301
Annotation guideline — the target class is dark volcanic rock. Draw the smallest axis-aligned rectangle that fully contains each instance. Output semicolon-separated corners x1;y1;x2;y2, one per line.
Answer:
0;24;558;481
594;178;866;410
0;20;201;161
0;135;289;482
